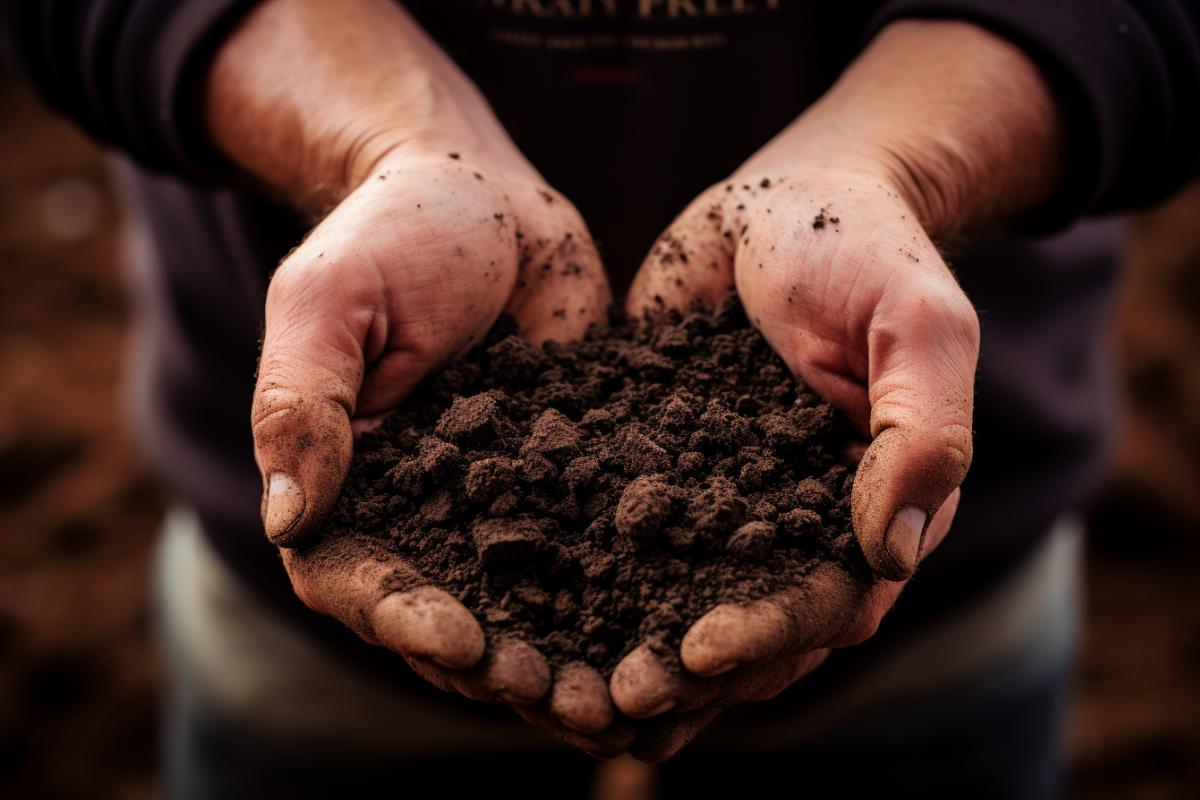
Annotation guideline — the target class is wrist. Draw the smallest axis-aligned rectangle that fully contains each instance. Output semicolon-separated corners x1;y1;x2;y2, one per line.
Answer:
204;0;533;214
309;109;535;209
764;132;985;243
750;20;1063;242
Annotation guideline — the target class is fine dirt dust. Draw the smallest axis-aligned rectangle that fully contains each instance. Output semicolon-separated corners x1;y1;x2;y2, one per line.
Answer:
325;298;870;675
3;76;1199;799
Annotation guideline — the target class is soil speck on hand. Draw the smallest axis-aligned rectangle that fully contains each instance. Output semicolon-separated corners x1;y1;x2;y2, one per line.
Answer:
321;295;868;677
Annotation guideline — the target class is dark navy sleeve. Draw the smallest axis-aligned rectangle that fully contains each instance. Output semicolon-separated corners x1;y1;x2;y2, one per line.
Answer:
1;0;260;179
4;0;1199;210
871;0;1200;224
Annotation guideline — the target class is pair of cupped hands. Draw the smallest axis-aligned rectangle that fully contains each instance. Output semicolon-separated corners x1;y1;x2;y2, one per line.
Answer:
251;139;979;761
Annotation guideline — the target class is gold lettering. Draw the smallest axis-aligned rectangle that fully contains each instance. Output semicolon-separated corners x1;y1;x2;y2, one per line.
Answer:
492;0;780;21
669;0;701;15
510;0;546;16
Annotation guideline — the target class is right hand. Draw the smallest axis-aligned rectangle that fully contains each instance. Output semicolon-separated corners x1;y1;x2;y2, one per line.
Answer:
252;146;634;753
207;0;635;755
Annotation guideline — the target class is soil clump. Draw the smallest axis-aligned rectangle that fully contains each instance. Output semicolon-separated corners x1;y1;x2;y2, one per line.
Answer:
325;296;869;675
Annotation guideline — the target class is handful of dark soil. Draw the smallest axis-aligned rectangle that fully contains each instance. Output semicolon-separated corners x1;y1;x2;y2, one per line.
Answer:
326;297;869;677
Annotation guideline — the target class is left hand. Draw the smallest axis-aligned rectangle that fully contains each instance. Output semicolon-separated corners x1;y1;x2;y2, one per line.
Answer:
607;13;1069;760
612;157;977;761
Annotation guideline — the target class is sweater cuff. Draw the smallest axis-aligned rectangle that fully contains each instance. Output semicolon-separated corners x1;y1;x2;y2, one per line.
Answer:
115;0;263;181
3;0;262;183
868;0;1200;230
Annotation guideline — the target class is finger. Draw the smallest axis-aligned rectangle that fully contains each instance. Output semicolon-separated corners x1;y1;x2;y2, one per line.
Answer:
610;643;685;718
372;587;485;670
745;648;831;702
629;705;725;764
842;265;978;580
252;252;385;547
631;645;833;761
512;703;637;758
922;485;961;556
626;184;736;319
256;189;516;546
350;413;387;437
279;536;391;627
549;661;616;734
252;345;355;548
627;648;827;763
450;637;552;705
728;190;978;581
281;538;484;669
835;488;961;646
680;600;788;678
253;224;388;546
615;638;825;720
505;190;612;343
612;650;771;718
680;562;862;677
402;654;460;693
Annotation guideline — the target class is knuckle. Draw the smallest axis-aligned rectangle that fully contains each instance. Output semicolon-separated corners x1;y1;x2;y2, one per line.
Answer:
938;421;974;458
268;254;321;302
892;274;978;343
251;386;303;432
941;290;981;350
919;277;980;347
936;422;974;476
680;180;737;229
542;192;586;229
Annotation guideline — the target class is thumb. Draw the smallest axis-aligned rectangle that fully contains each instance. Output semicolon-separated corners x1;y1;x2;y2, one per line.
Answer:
626;184;737;318
252;256;367;548
850;274;979;580
252;253;477;547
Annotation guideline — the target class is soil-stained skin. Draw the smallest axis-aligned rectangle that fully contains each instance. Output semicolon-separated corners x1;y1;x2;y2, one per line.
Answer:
320;295;870;677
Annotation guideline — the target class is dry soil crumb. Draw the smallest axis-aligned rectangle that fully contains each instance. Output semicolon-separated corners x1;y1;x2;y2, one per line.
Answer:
324;296;869;675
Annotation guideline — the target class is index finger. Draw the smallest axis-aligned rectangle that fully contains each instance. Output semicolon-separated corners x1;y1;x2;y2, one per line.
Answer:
679;561;863;677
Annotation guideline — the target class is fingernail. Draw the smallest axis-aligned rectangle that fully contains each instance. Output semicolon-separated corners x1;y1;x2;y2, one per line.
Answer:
885;506;927;577
265;473;305;543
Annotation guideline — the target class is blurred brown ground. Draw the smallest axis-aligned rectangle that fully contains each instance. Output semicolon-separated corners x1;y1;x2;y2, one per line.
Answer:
0;75;1197;799
1071;179;1200;799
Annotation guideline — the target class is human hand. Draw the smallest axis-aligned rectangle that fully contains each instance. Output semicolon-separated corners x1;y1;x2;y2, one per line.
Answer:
207;0;631;754
613;165;971;760
259;147;614;729
610;17;1066;761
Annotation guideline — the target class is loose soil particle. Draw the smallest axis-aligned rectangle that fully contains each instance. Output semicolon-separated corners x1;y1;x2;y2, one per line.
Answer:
325;296;870;677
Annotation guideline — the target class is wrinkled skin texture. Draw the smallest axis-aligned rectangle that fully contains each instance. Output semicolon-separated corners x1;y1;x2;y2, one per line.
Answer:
254;149;626;750
215;0;1038;766
256;155;978;761
611;162;978;761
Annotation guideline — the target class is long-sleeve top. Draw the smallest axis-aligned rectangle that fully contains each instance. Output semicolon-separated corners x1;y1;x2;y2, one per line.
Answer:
4;0;1199;707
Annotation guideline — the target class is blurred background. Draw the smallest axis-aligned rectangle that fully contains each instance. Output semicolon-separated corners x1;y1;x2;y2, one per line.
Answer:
1;72;1197;799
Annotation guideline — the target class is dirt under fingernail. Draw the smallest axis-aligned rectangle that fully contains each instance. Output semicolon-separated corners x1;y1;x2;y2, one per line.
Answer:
322;294;870;679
